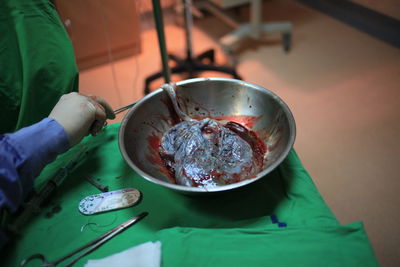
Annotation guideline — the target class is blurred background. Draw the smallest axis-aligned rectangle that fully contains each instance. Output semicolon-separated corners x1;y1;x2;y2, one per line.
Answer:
53;0;400;265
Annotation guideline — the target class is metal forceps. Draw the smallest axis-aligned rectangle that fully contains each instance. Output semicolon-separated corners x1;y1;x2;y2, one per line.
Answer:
20;212;148;267
113;101;137;115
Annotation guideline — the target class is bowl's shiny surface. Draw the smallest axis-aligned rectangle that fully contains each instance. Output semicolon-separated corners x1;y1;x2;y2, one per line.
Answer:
119;78;296;194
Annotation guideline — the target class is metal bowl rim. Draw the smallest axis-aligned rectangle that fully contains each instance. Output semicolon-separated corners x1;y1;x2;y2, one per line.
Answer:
118;77;296;193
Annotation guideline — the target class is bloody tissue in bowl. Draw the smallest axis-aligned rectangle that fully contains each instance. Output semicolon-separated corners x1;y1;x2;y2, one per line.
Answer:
158;118;266;188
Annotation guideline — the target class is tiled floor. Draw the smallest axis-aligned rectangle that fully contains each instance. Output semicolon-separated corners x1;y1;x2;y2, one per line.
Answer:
80;0;400;265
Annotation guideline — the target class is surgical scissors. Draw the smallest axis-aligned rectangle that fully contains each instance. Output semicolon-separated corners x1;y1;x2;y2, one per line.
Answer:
20;212;148;267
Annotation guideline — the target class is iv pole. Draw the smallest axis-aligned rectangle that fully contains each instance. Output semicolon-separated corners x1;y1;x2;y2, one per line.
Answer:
151;0;171;83
146;0;241;94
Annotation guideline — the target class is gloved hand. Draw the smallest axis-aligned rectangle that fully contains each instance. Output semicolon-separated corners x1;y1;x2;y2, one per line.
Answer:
49;92;115;147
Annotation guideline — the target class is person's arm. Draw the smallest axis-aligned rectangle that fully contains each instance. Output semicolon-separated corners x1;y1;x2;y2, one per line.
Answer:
0;92;115;247
0;118;69;248
0;118;69;213
0;92;115;212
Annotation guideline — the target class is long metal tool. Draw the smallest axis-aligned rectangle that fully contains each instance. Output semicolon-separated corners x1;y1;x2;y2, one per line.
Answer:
20;212;148;267
152;0;171;83
8;147;87;234
85;176;109;192
113;102;137;115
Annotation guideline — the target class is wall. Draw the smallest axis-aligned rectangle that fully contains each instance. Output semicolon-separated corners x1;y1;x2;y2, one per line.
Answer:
350;0;400;19
55;0;142;70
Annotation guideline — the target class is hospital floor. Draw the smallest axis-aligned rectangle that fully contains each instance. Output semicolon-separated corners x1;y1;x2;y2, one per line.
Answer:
79;0;400;266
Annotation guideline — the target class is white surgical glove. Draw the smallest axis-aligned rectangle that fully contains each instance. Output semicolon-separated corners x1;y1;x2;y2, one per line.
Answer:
49;92;115;147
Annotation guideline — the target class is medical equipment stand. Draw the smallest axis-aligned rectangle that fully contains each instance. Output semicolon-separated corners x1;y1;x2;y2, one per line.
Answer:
197;0;293;52
144;0;241;95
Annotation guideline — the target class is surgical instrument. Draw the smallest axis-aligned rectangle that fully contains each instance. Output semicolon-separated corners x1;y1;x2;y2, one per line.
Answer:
20;212;148;267
113;101;137;115
8;147;87;234
85;176;109;192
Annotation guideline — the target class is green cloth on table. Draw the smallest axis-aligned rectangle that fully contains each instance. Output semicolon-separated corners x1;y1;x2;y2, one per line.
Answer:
159;223;377;267
1;123;377;266
0;0;78;134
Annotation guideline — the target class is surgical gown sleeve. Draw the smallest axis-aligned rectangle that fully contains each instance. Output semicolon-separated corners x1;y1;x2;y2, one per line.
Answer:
0;118;69;214
0;118;69;249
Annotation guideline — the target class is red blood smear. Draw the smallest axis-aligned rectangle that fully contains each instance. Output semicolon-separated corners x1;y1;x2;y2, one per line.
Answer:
193;115;262;129
203;170;223;180
160;98;182;125
146;134;176;183
230;173;241;184
182;168;188;177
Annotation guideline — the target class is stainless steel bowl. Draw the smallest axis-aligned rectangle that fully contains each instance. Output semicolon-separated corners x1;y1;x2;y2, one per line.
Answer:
119;78;296;194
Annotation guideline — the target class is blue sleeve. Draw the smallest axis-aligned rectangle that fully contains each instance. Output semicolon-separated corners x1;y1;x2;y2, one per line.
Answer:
0;118;69;213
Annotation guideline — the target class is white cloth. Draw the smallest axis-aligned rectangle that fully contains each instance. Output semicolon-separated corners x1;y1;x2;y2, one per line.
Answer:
84;241;161;267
